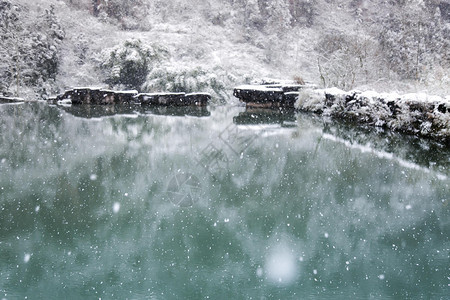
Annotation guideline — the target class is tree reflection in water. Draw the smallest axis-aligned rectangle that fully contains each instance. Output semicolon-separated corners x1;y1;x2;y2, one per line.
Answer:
0;102;448;299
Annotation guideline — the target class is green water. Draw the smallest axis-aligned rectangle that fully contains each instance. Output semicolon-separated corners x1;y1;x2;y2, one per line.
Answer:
0;102;448;299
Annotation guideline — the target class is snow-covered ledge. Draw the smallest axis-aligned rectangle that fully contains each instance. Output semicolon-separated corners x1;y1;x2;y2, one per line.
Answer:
296;88;450;141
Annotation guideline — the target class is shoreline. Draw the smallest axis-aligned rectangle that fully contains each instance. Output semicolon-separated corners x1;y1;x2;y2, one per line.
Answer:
295;88;449;142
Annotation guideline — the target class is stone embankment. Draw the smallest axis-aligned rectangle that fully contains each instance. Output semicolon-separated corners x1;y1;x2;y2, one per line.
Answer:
233;84;449;141
297;88;450;141
233;84;304;108
52;87;210;106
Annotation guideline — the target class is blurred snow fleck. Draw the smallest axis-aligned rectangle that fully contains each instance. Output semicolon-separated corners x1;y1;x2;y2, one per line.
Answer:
405;204;412;210
313;269;318;275
113;202;121;214
265;244;297;285
224;218;230;223
1;158;5;164
256;267;264;277
24;253;31;263
90;174;98;181
324;232;329;238
378;274;385;280
35;205;40;212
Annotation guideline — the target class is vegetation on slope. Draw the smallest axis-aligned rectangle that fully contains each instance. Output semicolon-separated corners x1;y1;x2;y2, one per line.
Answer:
1;0;449;99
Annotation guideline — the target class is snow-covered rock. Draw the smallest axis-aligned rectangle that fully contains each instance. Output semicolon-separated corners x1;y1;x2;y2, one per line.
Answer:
233;84;305;108
295;88;450;141
0;95;25;103
135;92;210;106
55;87;138;105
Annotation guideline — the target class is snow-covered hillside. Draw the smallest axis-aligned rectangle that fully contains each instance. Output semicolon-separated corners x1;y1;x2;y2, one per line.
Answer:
1;0;449;101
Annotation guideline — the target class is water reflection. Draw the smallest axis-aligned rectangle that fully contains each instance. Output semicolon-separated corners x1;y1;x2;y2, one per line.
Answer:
0;102;448;299
58;103;211;119
233;107;296;127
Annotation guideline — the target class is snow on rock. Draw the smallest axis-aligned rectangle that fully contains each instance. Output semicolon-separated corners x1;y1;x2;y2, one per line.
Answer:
56;99;72;106
233;83;305;108
54;88;211;106
0;96;26;103
135;92;210;106
295;88;450;141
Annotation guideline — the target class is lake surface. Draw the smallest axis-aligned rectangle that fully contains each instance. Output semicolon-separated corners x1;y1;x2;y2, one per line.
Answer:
0;102;448;299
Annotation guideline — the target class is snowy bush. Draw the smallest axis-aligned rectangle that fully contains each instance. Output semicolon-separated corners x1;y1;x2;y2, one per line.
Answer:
142;66;230;103
99;39;168;90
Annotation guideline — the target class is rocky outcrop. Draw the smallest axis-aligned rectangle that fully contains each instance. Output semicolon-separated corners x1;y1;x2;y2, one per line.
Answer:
233;84;304;108
54;88;211;106
55;88;138;105
133;92;210;106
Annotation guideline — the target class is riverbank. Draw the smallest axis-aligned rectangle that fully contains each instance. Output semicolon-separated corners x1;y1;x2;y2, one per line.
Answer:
295;88;450;142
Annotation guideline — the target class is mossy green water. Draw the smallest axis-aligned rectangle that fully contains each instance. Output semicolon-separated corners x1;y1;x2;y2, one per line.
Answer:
0;103;448;299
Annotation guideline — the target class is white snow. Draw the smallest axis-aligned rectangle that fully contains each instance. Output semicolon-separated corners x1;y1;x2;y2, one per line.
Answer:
57;99;72;106
24;253;31;263
234;85;283;92
116;90;138;94
265;244;298;285
0;96;25;102
113;202;121;214
185;92;211;96
256;267;264;277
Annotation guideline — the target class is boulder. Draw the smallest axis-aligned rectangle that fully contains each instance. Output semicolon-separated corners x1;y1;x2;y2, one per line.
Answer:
136;92;210;106
233;85;303;108
185;93;211;106
56;88;138;105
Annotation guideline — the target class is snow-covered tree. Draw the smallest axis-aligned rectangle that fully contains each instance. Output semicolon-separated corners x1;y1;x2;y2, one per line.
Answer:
378;0;449;81
143;66;229;102
0;1;64;97
0;0;21;94
316;32;387;90
99;39;168;90
262;0;292;33
288;0;317;27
